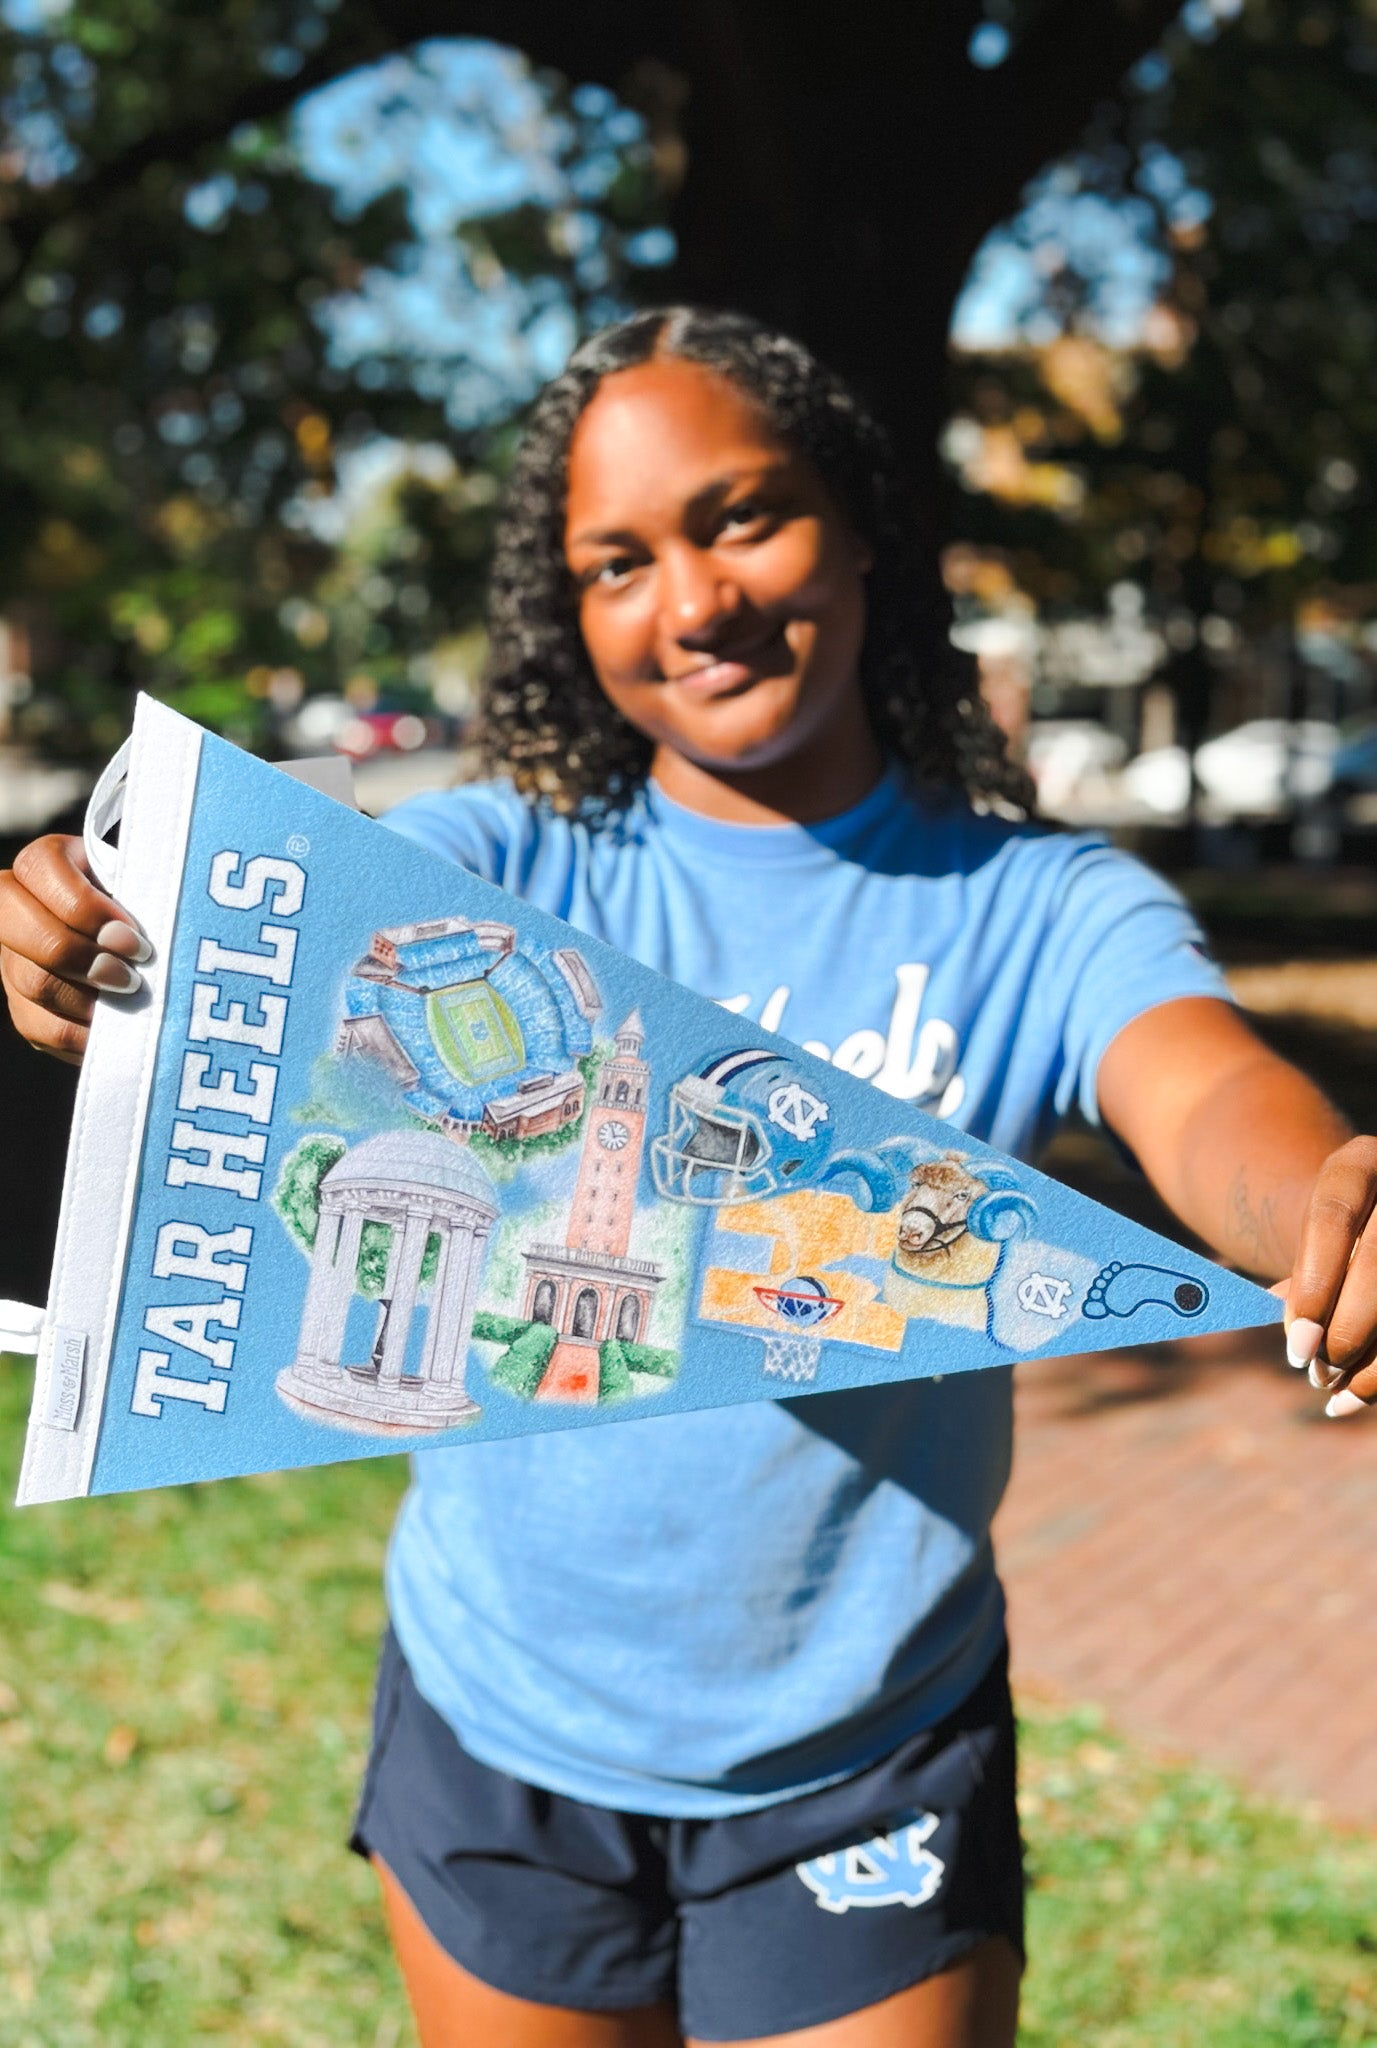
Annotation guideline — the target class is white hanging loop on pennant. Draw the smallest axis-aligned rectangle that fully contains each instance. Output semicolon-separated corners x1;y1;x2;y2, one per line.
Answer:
0;1301;45;1356
82;738;132;893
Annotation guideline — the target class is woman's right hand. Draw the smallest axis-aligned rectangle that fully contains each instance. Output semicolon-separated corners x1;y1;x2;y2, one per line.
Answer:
0;835;150;1066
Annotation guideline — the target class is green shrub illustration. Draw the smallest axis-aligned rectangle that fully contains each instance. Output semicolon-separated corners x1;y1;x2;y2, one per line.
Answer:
599;1338;678;1400
611;1340;679;1381
472;1317;678;1406
487;1320;557;1400
274;1134;439;1298
274;1135;346;1252
596;1341;633;1403
471;1310;532;1346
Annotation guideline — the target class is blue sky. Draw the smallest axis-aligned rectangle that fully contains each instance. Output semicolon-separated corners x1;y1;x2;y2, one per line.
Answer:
292;37;1189;364
1;13;1210;368
295;41;663;423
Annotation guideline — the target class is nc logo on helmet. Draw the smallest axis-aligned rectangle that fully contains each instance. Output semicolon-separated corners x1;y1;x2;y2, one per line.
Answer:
796;1813;946;1914
767;1082;829;1142
651;1050;836;1206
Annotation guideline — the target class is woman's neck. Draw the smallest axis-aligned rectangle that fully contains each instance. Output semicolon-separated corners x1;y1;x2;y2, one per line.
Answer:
649;722;885;827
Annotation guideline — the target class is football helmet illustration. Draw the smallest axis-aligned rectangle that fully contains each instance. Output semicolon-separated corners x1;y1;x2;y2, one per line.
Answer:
651;1049;836;1205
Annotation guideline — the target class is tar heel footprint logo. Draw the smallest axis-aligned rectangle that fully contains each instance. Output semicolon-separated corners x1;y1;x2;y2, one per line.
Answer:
796;1812;946;1914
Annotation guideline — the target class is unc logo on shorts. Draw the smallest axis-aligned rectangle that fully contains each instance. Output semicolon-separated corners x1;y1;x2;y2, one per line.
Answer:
795;1812;946;1914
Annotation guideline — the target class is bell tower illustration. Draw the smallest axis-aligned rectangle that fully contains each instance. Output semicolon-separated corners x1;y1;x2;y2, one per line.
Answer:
569;1010;649;1257
520;1011;664;1393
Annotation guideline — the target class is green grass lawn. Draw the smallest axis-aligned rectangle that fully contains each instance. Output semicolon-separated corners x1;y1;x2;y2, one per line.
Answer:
0;1362;1372;2047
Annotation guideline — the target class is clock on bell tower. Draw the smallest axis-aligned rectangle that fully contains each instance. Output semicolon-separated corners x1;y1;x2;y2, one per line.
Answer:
568;1011;649;1258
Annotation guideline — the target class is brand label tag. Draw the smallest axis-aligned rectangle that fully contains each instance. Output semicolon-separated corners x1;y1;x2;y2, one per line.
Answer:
44;1328;86;1431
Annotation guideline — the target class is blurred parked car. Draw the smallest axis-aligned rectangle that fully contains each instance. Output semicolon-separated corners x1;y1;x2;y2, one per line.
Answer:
1120;745;1192;818
279;694;353;754
279;695;457;760
1331;716;1377;792
332;710;448;759
1192;720;1339;817
1025;721;1128;816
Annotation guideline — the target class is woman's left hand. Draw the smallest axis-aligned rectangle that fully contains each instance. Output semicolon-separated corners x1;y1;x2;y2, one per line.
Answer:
1280;1135;1377;1417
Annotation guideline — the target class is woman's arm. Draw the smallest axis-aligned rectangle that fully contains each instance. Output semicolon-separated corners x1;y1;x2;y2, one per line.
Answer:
1098;996;1376;1410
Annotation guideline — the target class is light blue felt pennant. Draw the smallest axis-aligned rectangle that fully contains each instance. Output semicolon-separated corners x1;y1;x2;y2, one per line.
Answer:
18;700;1281;1503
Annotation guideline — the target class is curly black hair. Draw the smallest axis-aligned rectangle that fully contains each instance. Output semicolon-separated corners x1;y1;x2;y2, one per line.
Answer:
479;306;1035;818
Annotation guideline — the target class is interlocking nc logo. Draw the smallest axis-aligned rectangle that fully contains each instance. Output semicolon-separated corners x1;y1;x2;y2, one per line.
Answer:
1015;1272;1074;1319
795;1814;946;1914
767;1082;830;1142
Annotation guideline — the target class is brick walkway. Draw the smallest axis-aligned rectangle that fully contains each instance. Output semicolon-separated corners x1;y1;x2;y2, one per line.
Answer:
537;1337;601;1402
996;1324;1376;1830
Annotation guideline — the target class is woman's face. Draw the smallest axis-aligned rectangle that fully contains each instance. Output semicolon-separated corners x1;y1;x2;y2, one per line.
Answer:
563;356;873;777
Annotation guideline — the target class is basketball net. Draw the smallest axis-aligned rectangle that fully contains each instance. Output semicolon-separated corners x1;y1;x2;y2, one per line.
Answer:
760;1330;824;1384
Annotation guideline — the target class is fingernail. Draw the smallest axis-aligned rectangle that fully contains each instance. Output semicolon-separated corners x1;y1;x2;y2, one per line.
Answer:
1285;1318;1323;1370
86;953;142;995
1309;1357;1344;1391
96;920;152;965
1325;1389;1369;1419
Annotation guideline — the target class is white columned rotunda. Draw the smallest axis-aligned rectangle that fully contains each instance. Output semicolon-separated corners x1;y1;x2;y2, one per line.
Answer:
276;1131;497;1433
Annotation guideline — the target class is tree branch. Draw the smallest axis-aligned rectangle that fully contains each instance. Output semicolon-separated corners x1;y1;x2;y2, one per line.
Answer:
958;0;1190;264
0;0;660;306
0;20;385;287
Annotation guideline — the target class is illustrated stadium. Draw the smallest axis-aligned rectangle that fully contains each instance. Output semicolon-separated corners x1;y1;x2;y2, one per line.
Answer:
336;916;602;1139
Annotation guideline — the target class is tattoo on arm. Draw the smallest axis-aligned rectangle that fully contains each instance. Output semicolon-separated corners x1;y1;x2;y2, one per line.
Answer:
1228;1170;1288;1275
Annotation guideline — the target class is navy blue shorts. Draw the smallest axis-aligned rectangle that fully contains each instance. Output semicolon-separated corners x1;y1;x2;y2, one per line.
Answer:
352;1629;1024;2041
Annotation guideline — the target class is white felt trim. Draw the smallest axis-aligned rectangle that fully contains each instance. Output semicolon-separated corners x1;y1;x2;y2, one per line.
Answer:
17;697;202;1505
82;737;133;893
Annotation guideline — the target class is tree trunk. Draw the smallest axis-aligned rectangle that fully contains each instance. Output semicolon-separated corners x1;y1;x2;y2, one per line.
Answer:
651;0;1186;518
660;2;984;520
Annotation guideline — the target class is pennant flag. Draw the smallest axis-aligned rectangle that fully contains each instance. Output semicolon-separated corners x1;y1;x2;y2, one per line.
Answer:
17;697;1280;1504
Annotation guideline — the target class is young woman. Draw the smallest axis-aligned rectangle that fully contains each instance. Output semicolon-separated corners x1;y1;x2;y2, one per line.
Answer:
2;308;1373;2048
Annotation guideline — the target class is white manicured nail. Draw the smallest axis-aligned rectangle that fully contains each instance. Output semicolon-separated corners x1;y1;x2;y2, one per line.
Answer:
1325;1389;1369;1419
1285;1318;1323;1370
1309;1357;1343;1391
96;919;152;964
86;953;142;995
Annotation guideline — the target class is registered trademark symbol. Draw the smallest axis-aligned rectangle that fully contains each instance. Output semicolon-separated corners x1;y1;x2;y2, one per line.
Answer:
286;833;310;856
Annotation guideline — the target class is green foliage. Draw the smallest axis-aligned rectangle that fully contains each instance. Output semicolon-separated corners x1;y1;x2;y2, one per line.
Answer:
272;1133;438;1296
1016;1696;1377;2046
272;1132;346;1252
629;1199;695;1335
481;1198;565;1306
0;1358;1373;2045
596;1340;632;1402
600;1337;678;1390
0;12;666;759
952;3;1377;648
352;1219;441;1299
355;1217;391;1298
470;1309;531;1346
485;1317;556;1400
9;0;1370;764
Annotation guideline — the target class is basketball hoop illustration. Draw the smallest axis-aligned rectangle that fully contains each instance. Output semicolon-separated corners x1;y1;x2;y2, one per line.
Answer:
695;1191;908;1394
752;1276;842;1384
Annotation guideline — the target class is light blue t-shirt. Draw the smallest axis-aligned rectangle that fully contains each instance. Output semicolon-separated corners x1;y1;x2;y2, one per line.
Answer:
381;768;1228;1815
